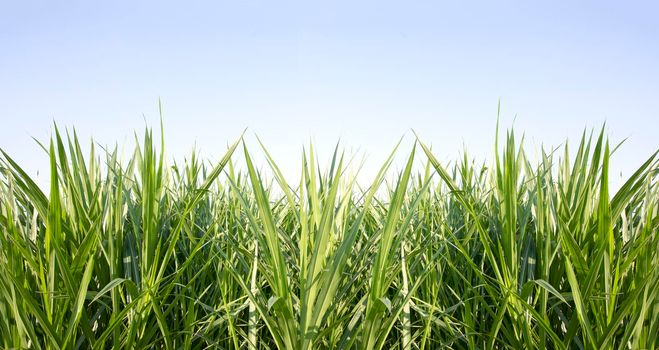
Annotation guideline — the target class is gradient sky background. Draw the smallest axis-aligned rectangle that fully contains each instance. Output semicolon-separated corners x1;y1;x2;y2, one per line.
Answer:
1;1;658;188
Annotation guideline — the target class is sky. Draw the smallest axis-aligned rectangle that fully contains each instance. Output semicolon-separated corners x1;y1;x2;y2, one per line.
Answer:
1;1;658;188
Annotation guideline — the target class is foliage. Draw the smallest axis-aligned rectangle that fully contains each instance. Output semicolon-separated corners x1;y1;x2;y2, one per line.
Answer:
0;124;657;349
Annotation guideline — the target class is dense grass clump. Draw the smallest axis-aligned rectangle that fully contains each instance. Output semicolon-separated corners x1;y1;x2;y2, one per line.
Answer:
0;125;658;349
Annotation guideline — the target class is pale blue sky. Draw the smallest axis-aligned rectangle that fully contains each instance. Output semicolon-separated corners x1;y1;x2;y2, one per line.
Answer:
1;1;658;186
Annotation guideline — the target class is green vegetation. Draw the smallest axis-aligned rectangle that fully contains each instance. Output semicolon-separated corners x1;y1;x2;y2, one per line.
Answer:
0;122;657;349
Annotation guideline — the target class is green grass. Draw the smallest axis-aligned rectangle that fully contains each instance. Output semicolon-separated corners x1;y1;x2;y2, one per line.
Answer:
0;123;657;349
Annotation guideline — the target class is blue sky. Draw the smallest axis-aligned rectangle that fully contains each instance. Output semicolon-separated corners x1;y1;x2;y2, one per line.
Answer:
1;1;658;186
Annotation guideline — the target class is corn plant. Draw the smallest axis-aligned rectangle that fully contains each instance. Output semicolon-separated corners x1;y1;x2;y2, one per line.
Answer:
0;122;657;349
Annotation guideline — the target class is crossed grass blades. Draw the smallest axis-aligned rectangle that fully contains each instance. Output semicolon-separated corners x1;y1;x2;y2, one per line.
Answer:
0;122;657;349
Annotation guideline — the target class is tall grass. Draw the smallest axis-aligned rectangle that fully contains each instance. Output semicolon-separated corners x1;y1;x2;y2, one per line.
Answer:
0;124;657;349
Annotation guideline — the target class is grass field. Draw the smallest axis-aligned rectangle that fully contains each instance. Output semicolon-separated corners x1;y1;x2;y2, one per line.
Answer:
0;124;657;349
